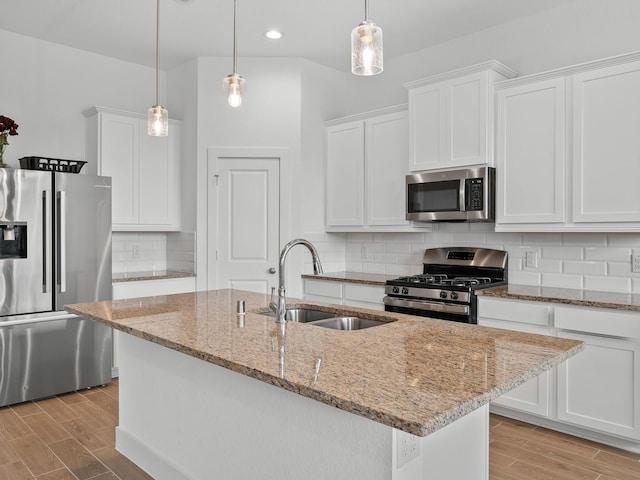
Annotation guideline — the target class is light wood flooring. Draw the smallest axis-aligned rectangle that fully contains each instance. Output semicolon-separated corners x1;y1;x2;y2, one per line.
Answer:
1;381;639;479
490;415;640;479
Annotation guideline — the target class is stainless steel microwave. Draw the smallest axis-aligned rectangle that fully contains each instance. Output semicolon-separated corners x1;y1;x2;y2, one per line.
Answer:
406;166;495;222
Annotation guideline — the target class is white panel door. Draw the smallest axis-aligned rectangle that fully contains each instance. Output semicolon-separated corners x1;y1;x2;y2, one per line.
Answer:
214;157;280;295
365;111;409;226
100;114;139;225
496;78;566;224
573;61;640;222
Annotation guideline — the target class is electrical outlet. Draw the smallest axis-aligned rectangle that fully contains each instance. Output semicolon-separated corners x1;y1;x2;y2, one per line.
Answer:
632;254;640;273
397;430;419;468
131;244;140;259
525;250;538;268
360;246;369;260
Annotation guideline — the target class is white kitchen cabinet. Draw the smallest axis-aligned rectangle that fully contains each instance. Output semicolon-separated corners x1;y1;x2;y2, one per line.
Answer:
496;78;566;225
403;61;516;172
325;105;429;232
84;106;182;231
555;305;640;441
110;276;196;376
478;297;553;417
572;61;640;223
495;52;640;232
303;278;384;311
325;105;431;232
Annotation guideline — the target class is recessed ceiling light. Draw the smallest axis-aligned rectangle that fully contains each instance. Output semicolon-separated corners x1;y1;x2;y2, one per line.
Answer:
264;30;284;40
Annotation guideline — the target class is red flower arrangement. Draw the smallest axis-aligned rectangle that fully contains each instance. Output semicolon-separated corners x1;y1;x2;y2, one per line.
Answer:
0;116;19;137
0;115;19;167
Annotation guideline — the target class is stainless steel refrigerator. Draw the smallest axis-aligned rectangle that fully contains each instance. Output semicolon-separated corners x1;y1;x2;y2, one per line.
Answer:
0;169;112;407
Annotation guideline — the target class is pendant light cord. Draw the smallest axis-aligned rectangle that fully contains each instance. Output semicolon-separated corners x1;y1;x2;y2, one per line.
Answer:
155;0;161;106
232;0;238;74
364;0;369;22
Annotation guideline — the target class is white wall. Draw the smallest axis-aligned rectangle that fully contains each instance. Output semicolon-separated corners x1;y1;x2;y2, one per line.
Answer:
341;0;640;115
0;29;163;169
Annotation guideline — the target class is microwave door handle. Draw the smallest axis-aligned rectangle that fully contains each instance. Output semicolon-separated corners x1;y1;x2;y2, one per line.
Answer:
42;190;51;293
57;190;67;293
459;179;466;212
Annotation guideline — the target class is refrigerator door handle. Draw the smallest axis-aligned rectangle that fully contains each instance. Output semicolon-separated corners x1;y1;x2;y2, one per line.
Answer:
57;190;67;293
42;190;51;293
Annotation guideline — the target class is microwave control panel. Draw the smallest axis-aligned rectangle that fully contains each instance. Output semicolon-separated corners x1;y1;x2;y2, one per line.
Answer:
465;178;484;211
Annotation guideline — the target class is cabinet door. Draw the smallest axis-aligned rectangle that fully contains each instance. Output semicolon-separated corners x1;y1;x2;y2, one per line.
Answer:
573;61;640;222
365;111;409;226
100;114;139;225
496;78;566;224
326;122;365;226
448;71;489;168
138;122;181;229
408;83;445;171
557;331;640;440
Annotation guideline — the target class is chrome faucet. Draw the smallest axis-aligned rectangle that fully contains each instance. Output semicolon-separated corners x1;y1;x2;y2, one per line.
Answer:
269;238;323;324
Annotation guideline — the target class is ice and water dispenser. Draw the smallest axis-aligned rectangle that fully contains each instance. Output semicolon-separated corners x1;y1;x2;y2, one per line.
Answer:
0;222;27;259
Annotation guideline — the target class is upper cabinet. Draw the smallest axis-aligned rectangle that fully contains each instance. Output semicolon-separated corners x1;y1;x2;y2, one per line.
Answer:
325;105;429;232
496;52;640;231
84;106;182;231
403;61;516;172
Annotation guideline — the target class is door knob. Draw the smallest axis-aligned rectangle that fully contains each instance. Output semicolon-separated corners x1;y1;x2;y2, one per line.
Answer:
268;267;277;274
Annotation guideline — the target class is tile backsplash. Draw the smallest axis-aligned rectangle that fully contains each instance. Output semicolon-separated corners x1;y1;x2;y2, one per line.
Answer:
306;224;640;294
112;231;196;275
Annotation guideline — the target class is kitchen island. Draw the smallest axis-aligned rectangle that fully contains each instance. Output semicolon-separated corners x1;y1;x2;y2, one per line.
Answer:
66;289;583;480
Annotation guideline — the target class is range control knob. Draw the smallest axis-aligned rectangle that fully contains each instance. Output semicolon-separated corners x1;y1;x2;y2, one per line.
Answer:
392;286;400;294
450;292;459;300
439;291;448;299
402;287;409;295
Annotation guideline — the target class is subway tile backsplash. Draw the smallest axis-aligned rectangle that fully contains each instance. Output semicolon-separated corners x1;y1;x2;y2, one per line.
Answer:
112;231;196;275
323;224;640;294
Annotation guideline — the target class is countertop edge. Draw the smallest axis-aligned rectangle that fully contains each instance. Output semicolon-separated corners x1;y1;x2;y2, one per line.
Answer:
112;271;196;283
65;296;584;437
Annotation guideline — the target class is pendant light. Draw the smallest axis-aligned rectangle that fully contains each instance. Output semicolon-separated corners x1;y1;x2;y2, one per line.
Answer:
351;0;383;76
223;0;246;108
148;0;168;136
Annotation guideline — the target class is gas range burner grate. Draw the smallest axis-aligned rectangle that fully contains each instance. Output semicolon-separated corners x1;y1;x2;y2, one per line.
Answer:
440;276;493;287
401;274;448;284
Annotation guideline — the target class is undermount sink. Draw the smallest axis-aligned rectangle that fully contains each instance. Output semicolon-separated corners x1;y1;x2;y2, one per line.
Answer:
261;308;389;330
309;317;386;330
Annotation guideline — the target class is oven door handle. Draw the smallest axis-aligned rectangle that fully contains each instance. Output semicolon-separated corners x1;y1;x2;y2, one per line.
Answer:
383;296;470;315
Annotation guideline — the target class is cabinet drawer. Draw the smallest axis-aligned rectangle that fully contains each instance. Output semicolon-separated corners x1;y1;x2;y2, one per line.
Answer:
344;283;384;304
555;306;640;339
478;297;550;326
303;279;343;299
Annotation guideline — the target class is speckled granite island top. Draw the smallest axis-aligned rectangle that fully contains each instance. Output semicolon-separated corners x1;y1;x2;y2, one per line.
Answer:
478;284;640;312
65;289;583;437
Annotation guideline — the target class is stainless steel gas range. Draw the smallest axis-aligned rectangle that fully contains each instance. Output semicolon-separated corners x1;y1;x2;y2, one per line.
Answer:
383;247;508;324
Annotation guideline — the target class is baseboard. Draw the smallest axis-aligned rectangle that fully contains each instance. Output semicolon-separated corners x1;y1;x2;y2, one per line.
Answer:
116;427;192;480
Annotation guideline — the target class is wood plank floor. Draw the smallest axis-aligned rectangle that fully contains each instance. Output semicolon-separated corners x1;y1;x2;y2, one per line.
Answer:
2;380;639;479
490;415;640;480
0;379;151;480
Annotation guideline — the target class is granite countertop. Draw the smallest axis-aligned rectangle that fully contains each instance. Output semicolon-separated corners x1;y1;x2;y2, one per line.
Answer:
478;284;640;312
112;270;196;283
301;271;398;286
65;289;582;437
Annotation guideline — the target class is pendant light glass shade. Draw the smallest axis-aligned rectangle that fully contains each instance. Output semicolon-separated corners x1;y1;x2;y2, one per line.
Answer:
351;1;383;76
148;105;168;136
148;0;168;136
224;0;245;107
223;73;246;108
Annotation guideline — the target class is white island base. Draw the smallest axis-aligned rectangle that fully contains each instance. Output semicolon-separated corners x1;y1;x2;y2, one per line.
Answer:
117;334;489;480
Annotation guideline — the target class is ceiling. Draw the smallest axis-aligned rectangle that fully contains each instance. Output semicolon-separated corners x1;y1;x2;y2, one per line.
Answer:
0;0;579;73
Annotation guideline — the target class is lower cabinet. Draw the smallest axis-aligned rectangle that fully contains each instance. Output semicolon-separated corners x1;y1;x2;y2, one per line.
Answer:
303;278;384;311
111;276;197;375
478;297;640;445
478;298;552;417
